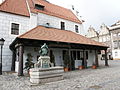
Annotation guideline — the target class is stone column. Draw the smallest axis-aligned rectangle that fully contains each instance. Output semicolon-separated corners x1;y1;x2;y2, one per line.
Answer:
95;50;99;67
11;49;16;71
83;50;87;68
105;49;109;66
68;49;71;71
18;44;24;76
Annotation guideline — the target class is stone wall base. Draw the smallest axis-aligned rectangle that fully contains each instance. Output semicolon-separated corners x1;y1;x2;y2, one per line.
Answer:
30;66;64;84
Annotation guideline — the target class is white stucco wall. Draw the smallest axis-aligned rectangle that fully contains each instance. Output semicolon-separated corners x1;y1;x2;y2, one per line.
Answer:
87;50;95;67
0;12;30;71
37;13;83;35
29;13;37;30
52;48;63;66
112;49;120;59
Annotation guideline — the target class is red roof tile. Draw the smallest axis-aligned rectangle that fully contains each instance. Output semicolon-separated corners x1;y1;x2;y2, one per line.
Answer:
28;0;82;24
18;26;107;47
0;0;81;23
0;0;30;17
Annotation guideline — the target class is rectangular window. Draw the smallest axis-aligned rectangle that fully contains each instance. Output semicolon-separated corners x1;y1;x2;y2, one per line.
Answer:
61;22;65;30
11;23;19;35
119;40;120;48
115;52;118;56
75;25;79;33
113;41;118;49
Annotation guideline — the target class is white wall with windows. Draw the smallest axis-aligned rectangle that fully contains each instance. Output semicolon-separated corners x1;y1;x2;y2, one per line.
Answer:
37;13;83;35
0;12;30;71
112;50;120;59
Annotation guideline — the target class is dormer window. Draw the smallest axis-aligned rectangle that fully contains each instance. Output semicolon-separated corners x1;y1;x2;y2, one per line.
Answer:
75;25;79;33
61;22;65;30
35;4;44;10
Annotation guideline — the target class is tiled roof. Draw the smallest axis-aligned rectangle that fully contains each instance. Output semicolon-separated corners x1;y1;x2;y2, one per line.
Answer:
0;0;30;17
0;0;81;23
28;0;82;24
18;26;107;47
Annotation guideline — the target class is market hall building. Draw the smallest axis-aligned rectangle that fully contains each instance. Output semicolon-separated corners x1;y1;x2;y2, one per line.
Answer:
0;0;108;75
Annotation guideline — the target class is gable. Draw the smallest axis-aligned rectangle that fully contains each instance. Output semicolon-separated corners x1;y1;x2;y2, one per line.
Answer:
28;0;82;24
0;0;30;17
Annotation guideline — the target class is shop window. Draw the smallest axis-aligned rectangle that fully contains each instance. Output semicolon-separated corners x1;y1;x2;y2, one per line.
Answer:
80;51;83;60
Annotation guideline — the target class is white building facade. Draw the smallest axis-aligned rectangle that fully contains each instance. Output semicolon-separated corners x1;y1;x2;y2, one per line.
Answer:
0;0;108;75
109;21;120;60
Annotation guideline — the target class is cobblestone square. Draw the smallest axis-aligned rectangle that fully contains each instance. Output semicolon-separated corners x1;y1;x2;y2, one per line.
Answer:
1;60;120;90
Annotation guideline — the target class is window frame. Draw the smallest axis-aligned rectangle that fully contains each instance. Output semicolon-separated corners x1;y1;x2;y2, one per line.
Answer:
35;4;44;10
75;25;79;33
10;22;20;35
61;21;65;30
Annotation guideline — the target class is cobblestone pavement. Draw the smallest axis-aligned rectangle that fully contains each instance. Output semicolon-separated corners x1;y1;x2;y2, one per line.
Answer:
1;60;120;90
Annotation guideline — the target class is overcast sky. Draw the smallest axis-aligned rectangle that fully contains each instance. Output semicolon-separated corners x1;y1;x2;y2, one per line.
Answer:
48;0;120;33
0;0;120;33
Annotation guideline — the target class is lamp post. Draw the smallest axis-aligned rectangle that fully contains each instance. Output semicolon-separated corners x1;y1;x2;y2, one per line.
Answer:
0;38;5;75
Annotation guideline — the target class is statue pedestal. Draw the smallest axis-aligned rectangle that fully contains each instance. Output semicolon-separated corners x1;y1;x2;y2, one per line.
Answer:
30;67;64;84
34;56;50;68
39;56;50;68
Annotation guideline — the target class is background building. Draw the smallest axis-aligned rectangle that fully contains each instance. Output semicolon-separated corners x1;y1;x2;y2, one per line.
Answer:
86;26;99;42
109;21;120;60
86;24;111;60
0;0;108;75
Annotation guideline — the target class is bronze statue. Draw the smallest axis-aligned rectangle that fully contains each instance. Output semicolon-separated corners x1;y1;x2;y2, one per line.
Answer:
39;43;48;56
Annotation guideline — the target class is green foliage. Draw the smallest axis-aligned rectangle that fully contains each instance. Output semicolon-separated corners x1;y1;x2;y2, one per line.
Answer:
24;53;34;71
64;51;70;67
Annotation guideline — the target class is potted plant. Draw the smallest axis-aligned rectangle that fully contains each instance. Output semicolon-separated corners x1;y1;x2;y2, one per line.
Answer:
78;65;84;70
24;53;34;74
63;51;70;72
78;59;84;70
92;63;97;69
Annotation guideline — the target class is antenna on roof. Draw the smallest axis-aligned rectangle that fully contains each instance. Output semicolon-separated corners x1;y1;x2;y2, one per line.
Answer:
76;11;79;16
72;5;74;10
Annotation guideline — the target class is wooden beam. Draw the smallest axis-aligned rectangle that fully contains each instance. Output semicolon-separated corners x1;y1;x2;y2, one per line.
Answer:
105;50;109;66
95;50;99;67
11;49;16;71
18;44;24;76
68;48;72;71
83;50;87;68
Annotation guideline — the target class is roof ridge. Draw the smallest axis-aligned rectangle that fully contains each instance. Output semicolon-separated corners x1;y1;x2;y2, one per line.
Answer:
18;25;107;47
30;0;81;24
37;0;71;11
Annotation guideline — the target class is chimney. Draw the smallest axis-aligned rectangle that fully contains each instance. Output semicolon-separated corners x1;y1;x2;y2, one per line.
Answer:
0;0;5;4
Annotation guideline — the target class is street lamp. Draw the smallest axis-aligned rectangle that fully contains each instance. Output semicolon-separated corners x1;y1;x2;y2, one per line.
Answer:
0;38;5;75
